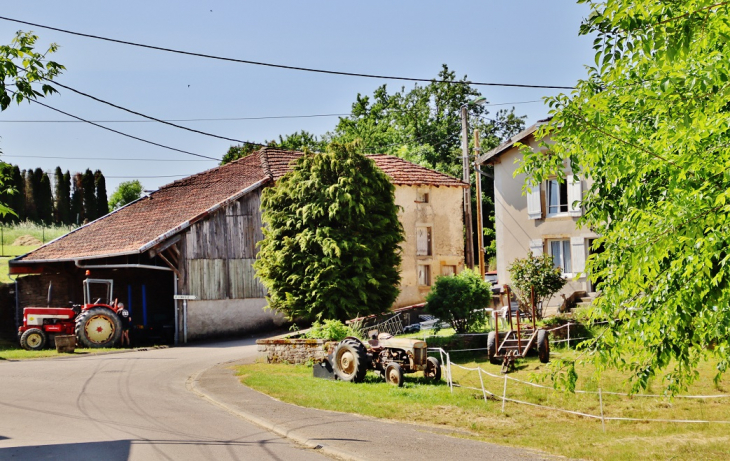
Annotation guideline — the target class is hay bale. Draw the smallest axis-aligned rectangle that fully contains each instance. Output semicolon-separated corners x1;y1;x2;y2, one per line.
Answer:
11;235;42;246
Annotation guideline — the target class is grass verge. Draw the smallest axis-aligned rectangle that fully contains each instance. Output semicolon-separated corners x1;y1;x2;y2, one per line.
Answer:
0;338;123;360
237;350;730;460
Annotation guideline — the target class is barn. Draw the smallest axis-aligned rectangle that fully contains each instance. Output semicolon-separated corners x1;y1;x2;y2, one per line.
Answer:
9;149;466;343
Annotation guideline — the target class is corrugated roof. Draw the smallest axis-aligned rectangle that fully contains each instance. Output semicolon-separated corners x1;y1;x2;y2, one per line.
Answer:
14;149;465;263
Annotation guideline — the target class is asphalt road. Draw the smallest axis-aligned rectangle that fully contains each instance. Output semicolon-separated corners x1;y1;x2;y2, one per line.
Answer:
0;339;330;461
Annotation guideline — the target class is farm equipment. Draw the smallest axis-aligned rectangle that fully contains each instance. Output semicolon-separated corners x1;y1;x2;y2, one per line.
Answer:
321;331;441;387
487;285;550;372
18;276;124;350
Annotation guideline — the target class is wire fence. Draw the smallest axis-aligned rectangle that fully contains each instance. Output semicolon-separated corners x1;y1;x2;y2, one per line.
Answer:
426;347;730;429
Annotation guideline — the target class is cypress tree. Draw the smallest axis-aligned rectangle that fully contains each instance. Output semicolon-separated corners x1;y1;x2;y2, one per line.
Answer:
94;170;109;218
53;167;64;224
81;169;96;222
62;171;71;225
38;172;53;224
13;166;25;222
24;169;38;222
70;173;84;225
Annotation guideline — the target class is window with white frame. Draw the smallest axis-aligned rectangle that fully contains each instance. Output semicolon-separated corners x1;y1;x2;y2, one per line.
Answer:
548;239;572;274
416;226;432;256
547;179;569;216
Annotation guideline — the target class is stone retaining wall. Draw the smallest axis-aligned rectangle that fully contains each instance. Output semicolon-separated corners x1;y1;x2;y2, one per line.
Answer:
256;338;334;364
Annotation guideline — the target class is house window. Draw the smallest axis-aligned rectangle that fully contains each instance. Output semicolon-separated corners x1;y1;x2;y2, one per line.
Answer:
547;179;569;216
548;239;572;274
416;226;432;256
441;265;456;277
418;264;431;286
416;190;429;203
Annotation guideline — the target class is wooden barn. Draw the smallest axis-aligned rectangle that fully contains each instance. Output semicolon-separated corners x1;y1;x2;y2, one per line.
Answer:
9;149;466;343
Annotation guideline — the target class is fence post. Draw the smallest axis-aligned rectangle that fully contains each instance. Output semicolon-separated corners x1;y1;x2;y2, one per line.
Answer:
477;367;488;403
502;374;508;413
599;387;606;432
567;323;571;348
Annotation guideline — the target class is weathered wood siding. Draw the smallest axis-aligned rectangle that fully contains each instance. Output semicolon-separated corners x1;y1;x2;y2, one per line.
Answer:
179;188;266;300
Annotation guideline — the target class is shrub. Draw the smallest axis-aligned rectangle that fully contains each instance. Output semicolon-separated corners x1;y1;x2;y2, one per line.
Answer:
508;251;567;319
425;269;492;333
306;319;360;341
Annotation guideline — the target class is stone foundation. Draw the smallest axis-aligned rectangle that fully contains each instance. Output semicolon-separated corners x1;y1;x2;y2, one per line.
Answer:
256;338;335;364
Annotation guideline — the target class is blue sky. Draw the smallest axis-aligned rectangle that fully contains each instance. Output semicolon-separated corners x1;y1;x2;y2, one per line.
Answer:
0;1;594;193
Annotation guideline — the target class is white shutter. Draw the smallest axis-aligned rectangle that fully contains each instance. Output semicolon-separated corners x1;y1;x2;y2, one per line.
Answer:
416;227;431;256
567;174;582;217
571;237;586;275
527;183;542;220
529;239;543;256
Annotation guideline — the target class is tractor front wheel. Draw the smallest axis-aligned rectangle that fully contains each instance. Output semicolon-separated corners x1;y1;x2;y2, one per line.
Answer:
332;339;369;383
75;307;122;348
424;356;441;381
487;331;501;365
20;328;47;351
537;329;550;363
385;362;404;387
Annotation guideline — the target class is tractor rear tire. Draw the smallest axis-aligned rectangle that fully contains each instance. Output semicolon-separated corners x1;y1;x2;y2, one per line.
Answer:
332;339;369;383
424;356;441;381
20;328;47;351
76;307;122;348
537;329;550;363
385;362;404;387
487;331;501;365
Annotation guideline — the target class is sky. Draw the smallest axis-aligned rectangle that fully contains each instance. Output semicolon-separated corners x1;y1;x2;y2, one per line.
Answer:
0;1;595;194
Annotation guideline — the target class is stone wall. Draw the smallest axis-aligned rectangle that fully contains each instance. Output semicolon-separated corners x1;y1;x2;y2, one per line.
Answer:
256;338;334;364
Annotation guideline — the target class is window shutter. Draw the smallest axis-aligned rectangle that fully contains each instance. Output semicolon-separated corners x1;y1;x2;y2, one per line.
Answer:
416;227;431;256
567;174;582;217
527;183;542;220
529;239;543;256
571;237;586;275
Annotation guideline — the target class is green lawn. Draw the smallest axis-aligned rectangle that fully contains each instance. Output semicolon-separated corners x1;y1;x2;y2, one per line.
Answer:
0;338;122;360
237;350;730;460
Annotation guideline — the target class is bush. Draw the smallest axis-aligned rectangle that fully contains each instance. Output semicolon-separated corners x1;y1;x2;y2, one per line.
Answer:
425;269;492;333
305;319;360;341
508;251;567;319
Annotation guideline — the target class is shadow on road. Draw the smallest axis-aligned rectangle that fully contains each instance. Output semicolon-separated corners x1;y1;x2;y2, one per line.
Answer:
0;440;132;461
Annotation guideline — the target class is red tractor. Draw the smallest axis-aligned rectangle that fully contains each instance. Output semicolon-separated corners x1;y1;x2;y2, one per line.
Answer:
18;277;124;351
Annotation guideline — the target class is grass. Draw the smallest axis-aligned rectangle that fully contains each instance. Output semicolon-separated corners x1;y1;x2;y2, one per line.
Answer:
0;221;75;283
0;338;125;360
237;349;730;460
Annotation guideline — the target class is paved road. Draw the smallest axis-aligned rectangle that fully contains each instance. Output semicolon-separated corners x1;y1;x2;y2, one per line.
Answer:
0;339;329;460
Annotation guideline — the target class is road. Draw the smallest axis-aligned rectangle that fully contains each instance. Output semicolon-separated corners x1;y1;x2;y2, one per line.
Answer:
0;338;330;461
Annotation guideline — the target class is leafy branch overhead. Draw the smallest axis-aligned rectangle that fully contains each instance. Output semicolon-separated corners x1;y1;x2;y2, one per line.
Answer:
517;0;730;393
254;141;404;321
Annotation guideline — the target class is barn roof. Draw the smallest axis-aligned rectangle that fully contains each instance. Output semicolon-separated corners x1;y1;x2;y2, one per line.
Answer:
13;149;466;264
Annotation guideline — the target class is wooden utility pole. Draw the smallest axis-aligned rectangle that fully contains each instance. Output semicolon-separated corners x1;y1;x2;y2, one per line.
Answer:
474;129;485;278
461;105;475;269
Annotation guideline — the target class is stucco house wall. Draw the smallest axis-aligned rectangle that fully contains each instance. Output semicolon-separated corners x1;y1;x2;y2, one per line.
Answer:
394;184;465;308
487;132;598;308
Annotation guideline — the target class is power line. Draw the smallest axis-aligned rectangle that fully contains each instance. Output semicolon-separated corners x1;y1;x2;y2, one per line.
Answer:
2;155;211;162
9;90;222;161
0;16;575;90
45;171;188;179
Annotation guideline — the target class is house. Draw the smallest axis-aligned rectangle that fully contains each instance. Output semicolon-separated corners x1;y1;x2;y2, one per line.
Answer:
9;149;467;342
476;121;598;312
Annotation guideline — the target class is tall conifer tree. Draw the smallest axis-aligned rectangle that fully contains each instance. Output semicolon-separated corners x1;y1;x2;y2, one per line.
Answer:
81;169;96;222
38;172;53;224
94;170;109;219
70;173;84;225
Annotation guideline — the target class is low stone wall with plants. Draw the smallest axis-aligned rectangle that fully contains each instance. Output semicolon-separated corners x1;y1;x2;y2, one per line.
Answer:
256;338;334;364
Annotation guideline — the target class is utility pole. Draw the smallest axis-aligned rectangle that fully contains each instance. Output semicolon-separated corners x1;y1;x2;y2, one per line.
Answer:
474;129;486;278
461;105;475;269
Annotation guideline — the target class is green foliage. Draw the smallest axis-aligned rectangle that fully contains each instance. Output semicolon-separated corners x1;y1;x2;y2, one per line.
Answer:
255;141;404;321
508;252;567;319
425;268;491;333
81;169;96;222
94;170;109;218
220;143;259;165
305;319;360;341
516;0;730;393
108;180;143;212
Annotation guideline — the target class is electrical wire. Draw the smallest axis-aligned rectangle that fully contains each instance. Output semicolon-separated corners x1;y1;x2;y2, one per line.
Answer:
0;16;575;90
1;155;211;162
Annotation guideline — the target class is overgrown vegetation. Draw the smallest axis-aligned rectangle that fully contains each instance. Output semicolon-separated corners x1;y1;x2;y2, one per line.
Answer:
508;251;567;319
255;141;404;321
305;319;362;341
425;269;491;333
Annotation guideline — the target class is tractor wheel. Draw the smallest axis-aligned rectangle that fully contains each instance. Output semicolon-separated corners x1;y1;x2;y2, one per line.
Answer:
487;331;501;365
424;356;441;381
75;307;122;348
537;329;550;363
385;362;404;387
20;328;47;351
332;339;369;383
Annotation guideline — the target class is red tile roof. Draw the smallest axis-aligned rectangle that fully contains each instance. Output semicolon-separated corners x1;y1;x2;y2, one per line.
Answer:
14;149;465;263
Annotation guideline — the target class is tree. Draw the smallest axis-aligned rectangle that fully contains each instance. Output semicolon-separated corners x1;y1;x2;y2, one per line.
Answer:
255;141;404;321
425;268;491;333
94;170;109;218
81;169;96;222
37;172;53;224
54;167;71;225
61;171;71;224
220;143;260;165
24;169;37;222
516;0;730;393
70;173;83;225
108;180;143;212
507;252;567;319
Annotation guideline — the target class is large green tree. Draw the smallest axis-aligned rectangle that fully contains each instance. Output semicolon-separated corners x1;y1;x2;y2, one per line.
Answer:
255;141;404;320
108;179;143;212
518;0;730;393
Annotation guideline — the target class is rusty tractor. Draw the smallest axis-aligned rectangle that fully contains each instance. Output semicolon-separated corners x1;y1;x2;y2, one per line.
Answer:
18;276;124;350
326;331;441;387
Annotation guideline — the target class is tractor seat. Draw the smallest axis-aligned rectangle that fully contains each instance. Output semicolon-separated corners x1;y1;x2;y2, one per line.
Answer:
377;332;393;340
